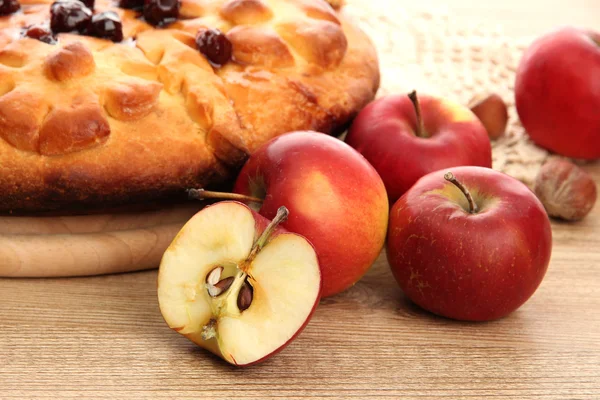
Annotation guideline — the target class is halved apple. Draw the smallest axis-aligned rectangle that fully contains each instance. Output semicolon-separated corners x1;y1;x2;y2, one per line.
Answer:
157;201;321;366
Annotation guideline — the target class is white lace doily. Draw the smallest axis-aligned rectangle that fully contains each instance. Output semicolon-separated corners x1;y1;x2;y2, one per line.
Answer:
344;1;554;187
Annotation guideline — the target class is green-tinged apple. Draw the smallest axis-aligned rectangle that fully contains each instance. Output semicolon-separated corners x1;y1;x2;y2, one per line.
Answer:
515;26;600;159
157;201;321;366
345;91;492;205
191;131;389;298
387;166;552;321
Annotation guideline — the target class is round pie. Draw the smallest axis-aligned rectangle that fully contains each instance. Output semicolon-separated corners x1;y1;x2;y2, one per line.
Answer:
0;0;379;213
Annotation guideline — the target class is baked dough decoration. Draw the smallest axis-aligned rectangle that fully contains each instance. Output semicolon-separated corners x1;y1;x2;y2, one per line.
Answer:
0;0;379;212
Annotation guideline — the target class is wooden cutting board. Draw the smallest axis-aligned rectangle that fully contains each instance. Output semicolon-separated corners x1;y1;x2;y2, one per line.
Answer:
0;203;204;277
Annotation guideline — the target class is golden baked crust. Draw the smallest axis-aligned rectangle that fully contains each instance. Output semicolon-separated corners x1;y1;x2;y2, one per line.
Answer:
0;0;379;212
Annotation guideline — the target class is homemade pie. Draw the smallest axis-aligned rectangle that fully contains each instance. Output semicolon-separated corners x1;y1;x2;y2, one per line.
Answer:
0;0;379;212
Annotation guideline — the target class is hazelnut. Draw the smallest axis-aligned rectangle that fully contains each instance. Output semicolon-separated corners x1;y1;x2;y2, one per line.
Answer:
468;93;508;140
533;158;597;221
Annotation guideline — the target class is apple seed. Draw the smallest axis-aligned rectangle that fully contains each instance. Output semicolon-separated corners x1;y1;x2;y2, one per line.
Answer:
206;266;223;286
207;285;221;297
237;280;253;311
206;269;237;298
206;266;228;297
214;276;235;292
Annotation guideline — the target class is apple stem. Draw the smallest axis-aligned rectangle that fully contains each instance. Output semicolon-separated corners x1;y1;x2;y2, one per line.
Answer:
246;206;289;264
444;172;479;214
187;188;263;204
408;90;427;138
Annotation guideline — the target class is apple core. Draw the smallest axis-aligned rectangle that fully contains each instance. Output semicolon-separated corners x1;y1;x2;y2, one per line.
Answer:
200;206;289;339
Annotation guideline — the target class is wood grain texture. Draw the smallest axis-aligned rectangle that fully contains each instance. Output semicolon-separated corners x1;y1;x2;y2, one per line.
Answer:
0;205;202;235
0;204;202;277
1;171;598;400
1;1;600;399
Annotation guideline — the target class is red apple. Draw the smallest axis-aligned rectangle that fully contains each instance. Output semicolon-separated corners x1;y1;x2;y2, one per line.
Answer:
387;166;552;321
158;201;322;366
515;26;600;159
226;131;389;298
345;91;492;204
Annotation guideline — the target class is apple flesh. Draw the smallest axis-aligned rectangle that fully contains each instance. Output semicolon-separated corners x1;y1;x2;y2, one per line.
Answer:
387;166;552;321
232;131;389;298
515;27;600;159
157;201;321;366
346;91;492;205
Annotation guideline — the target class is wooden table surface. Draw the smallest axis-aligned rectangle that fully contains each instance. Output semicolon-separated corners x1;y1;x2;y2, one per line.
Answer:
2;1;599;399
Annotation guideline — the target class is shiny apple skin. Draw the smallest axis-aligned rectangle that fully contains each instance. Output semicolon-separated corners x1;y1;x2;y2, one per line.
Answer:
233;131;389;298
515;27;600;159
345;93;492;205
387;166;552;321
